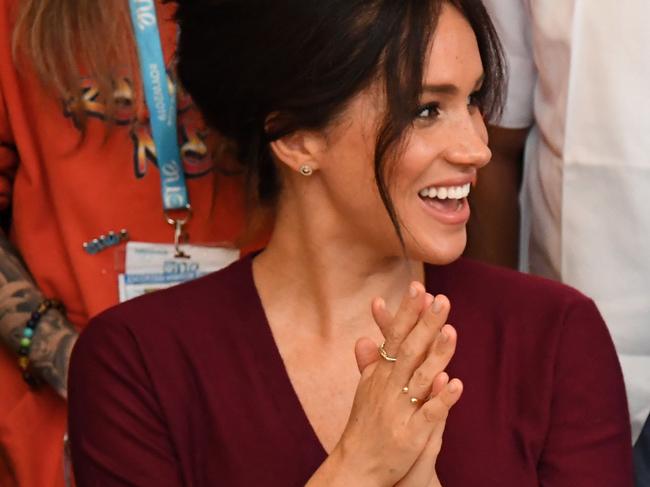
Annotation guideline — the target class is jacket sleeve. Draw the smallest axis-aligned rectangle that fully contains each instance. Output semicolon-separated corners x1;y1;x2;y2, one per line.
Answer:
68;315;184;486
539;297;634;486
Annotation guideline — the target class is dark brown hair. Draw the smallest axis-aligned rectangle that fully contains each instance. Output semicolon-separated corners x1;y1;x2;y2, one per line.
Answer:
175;0;505;239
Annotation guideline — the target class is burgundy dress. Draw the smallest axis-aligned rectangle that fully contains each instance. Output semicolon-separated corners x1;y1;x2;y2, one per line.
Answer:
68;256;634;486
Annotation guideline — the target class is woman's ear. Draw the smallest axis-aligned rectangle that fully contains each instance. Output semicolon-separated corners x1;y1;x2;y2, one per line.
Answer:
269;130;326;175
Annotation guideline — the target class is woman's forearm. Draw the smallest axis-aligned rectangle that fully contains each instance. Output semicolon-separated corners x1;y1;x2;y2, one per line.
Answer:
0;231;77;397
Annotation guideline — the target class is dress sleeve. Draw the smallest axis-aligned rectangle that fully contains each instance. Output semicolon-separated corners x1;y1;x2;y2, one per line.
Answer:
538;297;634;486
68;315;184;486
482;0;536;128
0;86;17;212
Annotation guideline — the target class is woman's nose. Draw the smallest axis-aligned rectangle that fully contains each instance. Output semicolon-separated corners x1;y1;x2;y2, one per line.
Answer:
443;115;492;168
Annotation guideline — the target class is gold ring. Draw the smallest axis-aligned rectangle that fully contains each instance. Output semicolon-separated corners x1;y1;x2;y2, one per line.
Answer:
378;342;397;362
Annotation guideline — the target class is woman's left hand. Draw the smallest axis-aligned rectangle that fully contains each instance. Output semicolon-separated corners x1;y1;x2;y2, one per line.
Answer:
356;294;460;487
395;369;457;487
393;324;459;487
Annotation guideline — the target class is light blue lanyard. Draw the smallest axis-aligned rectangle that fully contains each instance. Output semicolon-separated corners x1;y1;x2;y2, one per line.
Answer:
128;0;189;213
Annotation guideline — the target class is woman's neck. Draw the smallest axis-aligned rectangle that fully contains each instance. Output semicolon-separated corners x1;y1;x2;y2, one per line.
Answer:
253;196;424;340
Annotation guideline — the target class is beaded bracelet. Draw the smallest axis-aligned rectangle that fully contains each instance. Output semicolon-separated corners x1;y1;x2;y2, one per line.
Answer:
18;298;66;387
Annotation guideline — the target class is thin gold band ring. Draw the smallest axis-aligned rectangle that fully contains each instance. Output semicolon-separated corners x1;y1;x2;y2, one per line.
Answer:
378;342;397;362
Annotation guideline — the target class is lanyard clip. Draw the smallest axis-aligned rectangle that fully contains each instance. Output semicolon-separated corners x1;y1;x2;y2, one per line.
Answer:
165;206;192;259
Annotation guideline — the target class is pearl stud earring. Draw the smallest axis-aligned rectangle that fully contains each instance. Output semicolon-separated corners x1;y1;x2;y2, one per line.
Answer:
299;165;313;176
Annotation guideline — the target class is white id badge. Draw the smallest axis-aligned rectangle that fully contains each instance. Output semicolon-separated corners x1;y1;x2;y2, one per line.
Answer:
118;242;239;302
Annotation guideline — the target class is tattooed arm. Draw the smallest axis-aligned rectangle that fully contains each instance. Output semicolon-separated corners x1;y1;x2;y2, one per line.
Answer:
0;231;78;398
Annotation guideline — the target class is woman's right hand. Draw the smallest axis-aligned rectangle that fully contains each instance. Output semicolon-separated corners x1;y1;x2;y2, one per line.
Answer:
306;282;461;487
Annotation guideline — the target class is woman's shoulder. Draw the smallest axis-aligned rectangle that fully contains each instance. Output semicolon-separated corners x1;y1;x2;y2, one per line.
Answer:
430;262;631;482
432;258;620;404
427;257;605;342
84;256;256;343
70;255;266;421
430;256;590;308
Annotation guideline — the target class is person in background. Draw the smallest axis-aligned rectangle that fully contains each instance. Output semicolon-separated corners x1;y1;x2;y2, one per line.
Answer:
0;1;259;485
637;415;650;486
466;0;650;465
68;0;633;485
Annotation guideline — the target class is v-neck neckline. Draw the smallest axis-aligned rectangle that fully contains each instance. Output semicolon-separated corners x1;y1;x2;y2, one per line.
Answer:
240;254;438;463
241;254;329;460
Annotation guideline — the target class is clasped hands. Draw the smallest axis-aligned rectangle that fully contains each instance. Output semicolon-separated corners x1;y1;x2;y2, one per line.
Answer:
335;281;461;487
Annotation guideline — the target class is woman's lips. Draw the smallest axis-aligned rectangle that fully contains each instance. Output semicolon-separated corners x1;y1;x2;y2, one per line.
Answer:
419;194;470;225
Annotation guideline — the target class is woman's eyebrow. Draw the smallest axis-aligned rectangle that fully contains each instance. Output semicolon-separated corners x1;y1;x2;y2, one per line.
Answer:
422;74;485;95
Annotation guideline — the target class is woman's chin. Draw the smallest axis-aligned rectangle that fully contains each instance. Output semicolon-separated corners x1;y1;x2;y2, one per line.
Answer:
408;231;467;265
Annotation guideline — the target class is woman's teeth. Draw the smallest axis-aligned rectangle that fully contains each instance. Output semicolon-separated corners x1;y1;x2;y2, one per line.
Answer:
418;183;470;200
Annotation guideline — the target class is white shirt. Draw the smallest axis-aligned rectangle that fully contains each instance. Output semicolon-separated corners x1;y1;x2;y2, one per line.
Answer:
483;0;650;442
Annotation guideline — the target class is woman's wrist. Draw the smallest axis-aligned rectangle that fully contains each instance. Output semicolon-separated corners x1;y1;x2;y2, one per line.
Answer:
306;445;384;487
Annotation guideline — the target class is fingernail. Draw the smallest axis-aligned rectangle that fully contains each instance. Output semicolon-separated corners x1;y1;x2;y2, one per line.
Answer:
409;283;419;299
448;380;459;393
433;296;443;313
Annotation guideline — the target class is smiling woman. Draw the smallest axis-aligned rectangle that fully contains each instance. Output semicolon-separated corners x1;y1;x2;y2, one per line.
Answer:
68;1;633;486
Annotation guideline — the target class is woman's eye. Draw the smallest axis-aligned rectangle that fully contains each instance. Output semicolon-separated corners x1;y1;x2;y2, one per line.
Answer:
467;91;482;107
416;103;440;120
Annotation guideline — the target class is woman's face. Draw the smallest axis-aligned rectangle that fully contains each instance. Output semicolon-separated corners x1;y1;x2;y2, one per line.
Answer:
313;3;491;264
